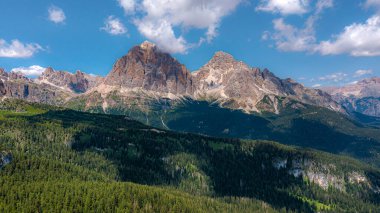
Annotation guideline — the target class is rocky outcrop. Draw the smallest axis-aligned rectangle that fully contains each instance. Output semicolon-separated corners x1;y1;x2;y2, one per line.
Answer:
323;78;380;117
272;157;372;192
37;67;102;93
103;41;193;95
0;68;72;105
192;52;343;113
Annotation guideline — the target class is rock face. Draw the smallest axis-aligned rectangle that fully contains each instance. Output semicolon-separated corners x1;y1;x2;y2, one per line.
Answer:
192;52;342;113
323;78;380;117
37;67;102;93
272;157;371;192
104;41;193;95
0;68;72;105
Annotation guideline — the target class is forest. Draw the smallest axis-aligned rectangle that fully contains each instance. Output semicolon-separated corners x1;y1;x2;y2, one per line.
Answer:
0;99;379;212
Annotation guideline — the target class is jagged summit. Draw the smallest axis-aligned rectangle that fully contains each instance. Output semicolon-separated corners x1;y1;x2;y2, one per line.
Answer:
192;52;342;113
139;41;157;50
103;42;193;95
37;67;102;93
44;67;55;74
212;51;235;60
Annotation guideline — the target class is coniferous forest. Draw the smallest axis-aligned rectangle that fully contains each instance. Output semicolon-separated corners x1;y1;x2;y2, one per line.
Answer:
0;99;379;212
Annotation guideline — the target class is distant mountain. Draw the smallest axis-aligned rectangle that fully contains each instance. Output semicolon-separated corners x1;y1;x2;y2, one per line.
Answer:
0;68;71;105
323;78;380;117
36;67;103;93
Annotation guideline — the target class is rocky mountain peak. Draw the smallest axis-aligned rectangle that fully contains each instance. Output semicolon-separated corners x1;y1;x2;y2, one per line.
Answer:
359;77;380;85
0;68;5;76
37;67;102;93
140;41;157;51
192;52;343;113
44;67;55;75
103;42;193;95
212;51;235;61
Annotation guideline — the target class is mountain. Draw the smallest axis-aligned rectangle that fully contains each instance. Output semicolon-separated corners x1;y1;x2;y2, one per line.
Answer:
323;77;380;117
0;99;379;212
0;68;72;105
103;41;193;95
192;51;342;113
36;67;103;93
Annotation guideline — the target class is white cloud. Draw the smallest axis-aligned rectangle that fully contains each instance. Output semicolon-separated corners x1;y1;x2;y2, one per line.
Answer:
270;18;315;51
118;0;136;14
135;19;187;53
354;69;373;77
316;15;380;56
256;0;309;15
262;0;380;57
125;0;242;53
265;0;333;52
48;6;66;24
312;84;322;87
11;65;46;77
101;16;127;35
0;39;43;58
319;72;348;82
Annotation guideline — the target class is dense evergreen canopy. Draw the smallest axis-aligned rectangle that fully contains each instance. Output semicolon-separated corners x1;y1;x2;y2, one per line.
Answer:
0;100;379;212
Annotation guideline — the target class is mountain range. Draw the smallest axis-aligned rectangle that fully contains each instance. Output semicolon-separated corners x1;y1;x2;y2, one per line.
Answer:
1;41;344;114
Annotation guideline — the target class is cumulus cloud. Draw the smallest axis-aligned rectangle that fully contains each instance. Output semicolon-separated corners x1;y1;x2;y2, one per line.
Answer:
0;39;43;58
48;6;66;24
121;0;242;54
265;0;333;52
101;16;127;35
135;19;187;53
270;18;315;51
256;0;310;15
316;15;380;56
354;69;373;77
118;0;136;14
11;65;46;77
264;0;380;57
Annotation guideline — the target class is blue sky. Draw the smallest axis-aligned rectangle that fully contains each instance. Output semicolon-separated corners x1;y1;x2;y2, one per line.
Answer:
1;0;380;87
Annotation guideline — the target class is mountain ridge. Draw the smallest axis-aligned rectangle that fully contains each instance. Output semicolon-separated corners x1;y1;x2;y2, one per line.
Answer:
0;41;345;115
322;77;380;117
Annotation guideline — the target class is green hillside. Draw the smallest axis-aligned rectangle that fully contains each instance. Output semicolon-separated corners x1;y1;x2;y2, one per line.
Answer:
1;99;380;212
70;97;380;168
162;99;380;166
